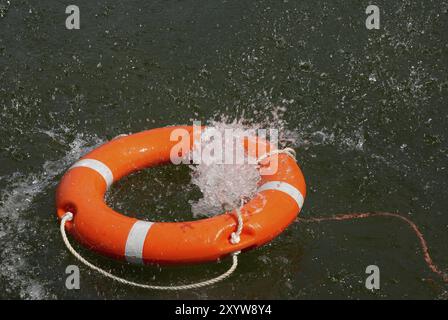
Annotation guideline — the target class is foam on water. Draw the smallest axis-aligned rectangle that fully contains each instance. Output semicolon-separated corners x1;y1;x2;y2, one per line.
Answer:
0;131;103;299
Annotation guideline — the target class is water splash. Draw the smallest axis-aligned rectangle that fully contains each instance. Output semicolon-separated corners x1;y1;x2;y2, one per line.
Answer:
186;96;371;218
0;131;103;299
189;120;261;217
188;106;297;218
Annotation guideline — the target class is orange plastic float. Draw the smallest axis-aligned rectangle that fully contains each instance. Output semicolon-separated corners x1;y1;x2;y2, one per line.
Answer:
56;126;306;265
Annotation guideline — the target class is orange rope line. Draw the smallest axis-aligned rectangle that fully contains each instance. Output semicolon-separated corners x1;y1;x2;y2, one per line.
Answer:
298;212;448;283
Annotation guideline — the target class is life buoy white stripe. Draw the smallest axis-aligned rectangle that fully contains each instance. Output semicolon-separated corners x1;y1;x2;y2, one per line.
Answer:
125;220;154;264
258;181;304;208
70;159;114;188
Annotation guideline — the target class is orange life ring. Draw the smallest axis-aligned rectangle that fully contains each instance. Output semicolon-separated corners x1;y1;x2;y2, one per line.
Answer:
56;126;306;264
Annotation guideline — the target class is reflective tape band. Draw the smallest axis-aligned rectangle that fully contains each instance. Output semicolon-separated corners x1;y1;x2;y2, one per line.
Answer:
257;181;304;208
125;220;154;264
70;159;114;188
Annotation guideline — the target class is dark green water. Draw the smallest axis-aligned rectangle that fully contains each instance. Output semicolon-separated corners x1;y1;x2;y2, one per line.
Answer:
1;0;447;299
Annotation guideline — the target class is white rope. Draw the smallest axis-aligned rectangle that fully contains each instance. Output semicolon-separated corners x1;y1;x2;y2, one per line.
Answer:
230;204;243;245
59;147;296;289
229;148;297;245
60;212;240;290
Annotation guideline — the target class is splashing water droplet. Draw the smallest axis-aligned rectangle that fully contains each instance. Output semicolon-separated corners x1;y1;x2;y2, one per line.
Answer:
189;120;261;217
187;107;297;218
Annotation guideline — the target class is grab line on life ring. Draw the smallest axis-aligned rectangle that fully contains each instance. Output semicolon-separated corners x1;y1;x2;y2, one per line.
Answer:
58;142;303;289
56;126;306;266
60;211;241;290
65;164;304;264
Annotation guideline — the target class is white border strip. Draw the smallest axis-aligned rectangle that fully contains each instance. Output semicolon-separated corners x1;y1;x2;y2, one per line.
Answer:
125;220;154;264
70;159;114;188
258;181;304;208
